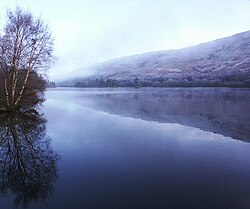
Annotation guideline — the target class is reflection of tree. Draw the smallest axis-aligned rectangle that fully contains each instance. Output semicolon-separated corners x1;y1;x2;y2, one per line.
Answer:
0;110;58;208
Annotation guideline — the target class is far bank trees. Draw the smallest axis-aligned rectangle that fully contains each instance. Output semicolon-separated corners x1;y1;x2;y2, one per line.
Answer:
0;7;54;111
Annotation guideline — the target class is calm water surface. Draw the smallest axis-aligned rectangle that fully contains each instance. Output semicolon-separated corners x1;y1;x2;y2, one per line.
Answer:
1;88;250;209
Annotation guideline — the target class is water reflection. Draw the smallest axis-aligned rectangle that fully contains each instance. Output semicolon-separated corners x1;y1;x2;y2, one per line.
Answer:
81;88;250;142
44;88;250;209
0;110;58;208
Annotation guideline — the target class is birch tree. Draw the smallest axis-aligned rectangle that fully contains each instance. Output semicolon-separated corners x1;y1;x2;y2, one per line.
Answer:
0;7;54;110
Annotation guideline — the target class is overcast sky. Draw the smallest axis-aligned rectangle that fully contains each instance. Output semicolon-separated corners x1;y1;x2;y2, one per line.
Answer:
1;0;250;80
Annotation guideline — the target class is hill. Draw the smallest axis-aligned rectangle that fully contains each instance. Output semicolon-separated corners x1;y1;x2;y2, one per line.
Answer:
59;31;250;87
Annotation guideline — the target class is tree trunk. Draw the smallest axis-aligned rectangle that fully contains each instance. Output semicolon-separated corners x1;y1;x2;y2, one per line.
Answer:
11;70;19;106
14;69;31;107
4;77;10;107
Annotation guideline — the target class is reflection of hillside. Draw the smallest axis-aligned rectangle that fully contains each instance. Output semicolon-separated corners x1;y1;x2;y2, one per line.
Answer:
87;88;250;142
0;110;58;208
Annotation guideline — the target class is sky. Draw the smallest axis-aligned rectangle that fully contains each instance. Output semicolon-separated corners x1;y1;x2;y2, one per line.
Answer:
1;0;250;80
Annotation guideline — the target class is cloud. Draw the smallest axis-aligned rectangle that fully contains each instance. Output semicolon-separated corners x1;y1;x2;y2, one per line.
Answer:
1;0;250;80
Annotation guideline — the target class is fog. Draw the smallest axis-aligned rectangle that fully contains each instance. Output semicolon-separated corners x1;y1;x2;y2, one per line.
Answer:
1;0;250;80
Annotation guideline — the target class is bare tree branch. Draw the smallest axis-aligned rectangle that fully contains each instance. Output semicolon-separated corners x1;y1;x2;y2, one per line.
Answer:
0;7;54;110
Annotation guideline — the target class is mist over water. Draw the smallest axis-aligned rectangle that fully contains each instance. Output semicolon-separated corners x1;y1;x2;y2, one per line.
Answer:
1;0;250;208
1;88;250;209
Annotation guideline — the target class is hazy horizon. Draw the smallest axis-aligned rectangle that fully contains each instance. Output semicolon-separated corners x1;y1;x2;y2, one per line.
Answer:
1;0;250;80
